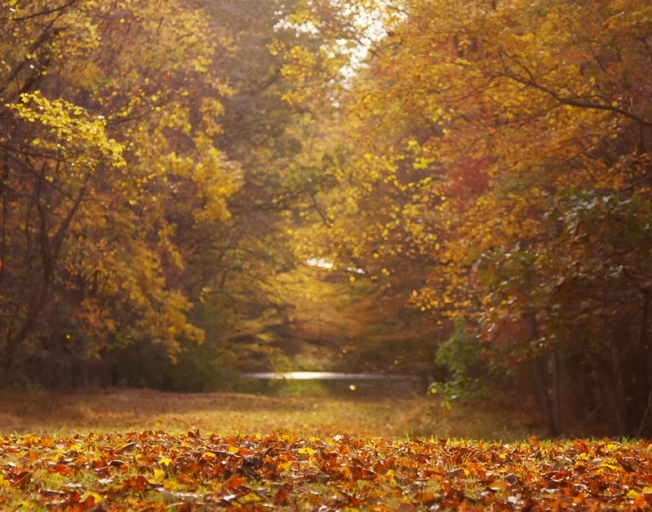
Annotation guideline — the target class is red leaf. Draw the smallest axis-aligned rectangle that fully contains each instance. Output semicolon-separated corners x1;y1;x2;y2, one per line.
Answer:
274;483;293;506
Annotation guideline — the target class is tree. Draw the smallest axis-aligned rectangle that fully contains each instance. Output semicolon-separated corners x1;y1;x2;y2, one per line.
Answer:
0;0;240;381
89;0;355;390
283;0;652;435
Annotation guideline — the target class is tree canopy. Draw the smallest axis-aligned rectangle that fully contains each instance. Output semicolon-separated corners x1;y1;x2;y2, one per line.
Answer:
282;0;652;436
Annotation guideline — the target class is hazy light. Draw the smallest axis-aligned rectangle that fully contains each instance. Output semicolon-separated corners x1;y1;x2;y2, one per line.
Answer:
306;257;334;269
306;258;366;274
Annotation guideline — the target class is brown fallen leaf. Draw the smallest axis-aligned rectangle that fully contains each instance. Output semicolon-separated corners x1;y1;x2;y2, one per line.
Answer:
117;442;142;453
10;470;32;488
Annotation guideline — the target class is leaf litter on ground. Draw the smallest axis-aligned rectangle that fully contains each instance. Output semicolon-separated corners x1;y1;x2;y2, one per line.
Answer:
1;430;652;511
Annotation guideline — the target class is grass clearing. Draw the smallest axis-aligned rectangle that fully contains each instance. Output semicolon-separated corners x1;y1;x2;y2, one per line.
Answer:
0;388;539;441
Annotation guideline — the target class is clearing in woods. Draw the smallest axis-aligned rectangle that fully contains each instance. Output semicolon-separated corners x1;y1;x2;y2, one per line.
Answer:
0;388;534;439
0;390;650;510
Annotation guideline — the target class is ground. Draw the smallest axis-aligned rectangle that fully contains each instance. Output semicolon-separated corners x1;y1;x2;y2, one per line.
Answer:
2;389;648;510
0;388;536;440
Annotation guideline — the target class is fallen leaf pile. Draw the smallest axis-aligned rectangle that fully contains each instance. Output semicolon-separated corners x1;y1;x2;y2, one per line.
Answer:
1;431;651;510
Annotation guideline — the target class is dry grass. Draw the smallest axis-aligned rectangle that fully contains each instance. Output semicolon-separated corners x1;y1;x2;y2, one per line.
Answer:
0;388;541;441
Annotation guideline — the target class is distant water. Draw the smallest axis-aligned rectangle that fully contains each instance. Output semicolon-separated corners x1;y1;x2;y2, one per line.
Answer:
240;372;428;381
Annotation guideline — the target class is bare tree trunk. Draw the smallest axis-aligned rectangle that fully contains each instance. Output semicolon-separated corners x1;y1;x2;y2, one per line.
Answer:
552;346;562;434
639;291;652;391
527;311;559;437
610;339;628;435
0;164;8;294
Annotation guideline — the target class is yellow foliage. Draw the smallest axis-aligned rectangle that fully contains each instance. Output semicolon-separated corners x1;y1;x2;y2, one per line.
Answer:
0;0;241;358
282;0;652;341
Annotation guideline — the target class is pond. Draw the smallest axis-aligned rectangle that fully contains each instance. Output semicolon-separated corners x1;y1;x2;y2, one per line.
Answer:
240;371;429;381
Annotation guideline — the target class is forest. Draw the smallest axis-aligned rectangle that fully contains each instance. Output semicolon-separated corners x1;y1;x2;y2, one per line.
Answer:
4;0;652;510
1;0;652;445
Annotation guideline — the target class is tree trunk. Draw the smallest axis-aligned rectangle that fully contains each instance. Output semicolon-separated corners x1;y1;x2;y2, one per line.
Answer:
551;346;562;434
527;311;559;437
610;339;629;435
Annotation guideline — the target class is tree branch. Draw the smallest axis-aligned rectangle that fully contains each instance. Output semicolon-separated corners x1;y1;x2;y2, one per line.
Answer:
9;0;79;21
